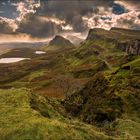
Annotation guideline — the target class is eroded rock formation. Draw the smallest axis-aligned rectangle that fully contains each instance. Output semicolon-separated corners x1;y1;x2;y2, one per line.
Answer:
117;40;140;55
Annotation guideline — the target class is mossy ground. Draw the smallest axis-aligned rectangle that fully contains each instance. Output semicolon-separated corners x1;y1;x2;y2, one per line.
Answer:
64;55;140;140
0;88;113;140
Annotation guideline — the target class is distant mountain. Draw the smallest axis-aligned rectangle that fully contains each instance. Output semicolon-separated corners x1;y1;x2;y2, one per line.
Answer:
48;35;74;48
0;48;38;58
0;42;47;55
65;35;84;45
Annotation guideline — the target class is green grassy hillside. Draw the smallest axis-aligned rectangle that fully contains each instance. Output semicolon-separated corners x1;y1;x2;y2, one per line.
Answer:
0;88;113;140
64;55;140;139
0;28;140;140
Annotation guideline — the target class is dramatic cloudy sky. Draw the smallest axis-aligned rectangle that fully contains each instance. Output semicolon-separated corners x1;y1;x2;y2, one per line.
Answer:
0;0;140;42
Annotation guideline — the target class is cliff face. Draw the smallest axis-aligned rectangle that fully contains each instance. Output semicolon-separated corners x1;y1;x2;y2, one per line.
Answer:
86;28;117;42
86;28;140;55
117;40;140;55
64;73;124;124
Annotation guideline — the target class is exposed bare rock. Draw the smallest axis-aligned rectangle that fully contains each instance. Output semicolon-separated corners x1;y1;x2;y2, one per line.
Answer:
117;40;140;55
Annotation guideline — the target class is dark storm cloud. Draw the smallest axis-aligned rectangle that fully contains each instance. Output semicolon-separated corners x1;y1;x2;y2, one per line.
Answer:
17;13;62;38
0;17;15;34
16;0;115;37
37;0;115;32
0;0;140;39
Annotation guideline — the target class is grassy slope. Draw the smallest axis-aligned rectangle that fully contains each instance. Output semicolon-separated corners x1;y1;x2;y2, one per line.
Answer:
0;28;140;139
0;88;112;140
0;38;132;98
107;57;140;139
64;56;140;140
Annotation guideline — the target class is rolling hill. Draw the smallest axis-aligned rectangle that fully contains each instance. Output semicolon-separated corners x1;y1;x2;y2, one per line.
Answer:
45;35;75;50
0;28;140;140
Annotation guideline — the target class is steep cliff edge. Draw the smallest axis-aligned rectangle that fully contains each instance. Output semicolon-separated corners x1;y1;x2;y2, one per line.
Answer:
86;28;140;55
117;40;140;55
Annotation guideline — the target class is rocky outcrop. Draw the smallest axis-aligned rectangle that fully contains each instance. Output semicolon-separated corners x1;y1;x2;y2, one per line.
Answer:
117;40;140;55
86;28;117;42
49;35;74;48
87;28;140;55
64;73;124;124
